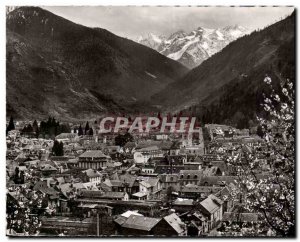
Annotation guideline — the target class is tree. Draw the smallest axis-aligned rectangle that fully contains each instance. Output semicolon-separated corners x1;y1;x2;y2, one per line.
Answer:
236;114;249;130
58;142;64;156
123;131;134;144
202;127;211;143
78;125;83;136
39;116;63;138
85;122;90;135
114;131;134;147
32;120;39;137
39;121;46;137
6;116;15;134
22;124;34;135
88;128;94;135
256;125;264;138
60;123;71;133
226;77;295;237
201;115;206;127
52;140;59;156
52;140;64;156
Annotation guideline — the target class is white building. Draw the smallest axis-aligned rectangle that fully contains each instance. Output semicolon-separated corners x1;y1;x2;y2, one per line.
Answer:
133;146;163;164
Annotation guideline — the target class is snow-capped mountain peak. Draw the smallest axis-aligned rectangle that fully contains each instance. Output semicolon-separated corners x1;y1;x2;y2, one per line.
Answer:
136;25;250;68
168;30;186;39
136;33;165;49
222;25;249;39
223;24;247;31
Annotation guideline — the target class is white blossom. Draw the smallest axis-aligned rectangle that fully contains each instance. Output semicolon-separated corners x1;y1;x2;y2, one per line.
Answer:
287;82;293;90
282;88;288;96
281;103;288;111
264;76;272;84
274;95;280;102
264;104;271;111
264;98;272;104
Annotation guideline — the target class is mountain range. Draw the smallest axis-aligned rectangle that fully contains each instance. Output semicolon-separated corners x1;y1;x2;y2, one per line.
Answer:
152;11;295;128
6;7;187;120
6;7;295;127
136;25;250;69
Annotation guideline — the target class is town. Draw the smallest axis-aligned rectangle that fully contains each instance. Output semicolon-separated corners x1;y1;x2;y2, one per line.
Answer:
6;115;277;237
5;5;295;238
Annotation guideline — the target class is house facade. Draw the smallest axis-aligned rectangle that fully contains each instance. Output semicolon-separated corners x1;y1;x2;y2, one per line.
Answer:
138;177;162;200
199;194;223;230
78;150;111;169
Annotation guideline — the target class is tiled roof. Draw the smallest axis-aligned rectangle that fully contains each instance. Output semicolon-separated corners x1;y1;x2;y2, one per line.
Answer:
122;215;161;231
79;150;109;158
33;181;58;196
203;166;221;176
110;180;123;187
118;174;137;187
72;182;85;190
200;194;223;214
139;177;159;187
132;192;148;198
179;170;203;176
81;190;126;199
114;216;127;226
55;133;77;139
200;176;238;186
82;169;102;178
58;183;74;197
101;191;127;199
138;145;160;152
164;213;185;234
180;185;222;194
140;180;152;188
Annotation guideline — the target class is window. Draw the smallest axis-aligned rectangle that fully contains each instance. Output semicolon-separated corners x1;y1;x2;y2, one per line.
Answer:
194;175;198;179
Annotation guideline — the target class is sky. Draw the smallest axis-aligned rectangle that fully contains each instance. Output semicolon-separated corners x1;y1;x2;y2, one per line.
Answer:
42;6;294;39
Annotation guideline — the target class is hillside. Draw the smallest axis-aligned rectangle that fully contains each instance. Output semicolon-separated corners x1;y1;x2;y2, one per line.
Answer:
153;12;295;127
6;7;188;120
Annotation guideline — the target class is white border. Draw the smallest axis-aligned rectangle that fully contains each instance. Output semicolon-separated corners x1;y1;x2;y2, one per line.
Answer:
0;0;299;241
